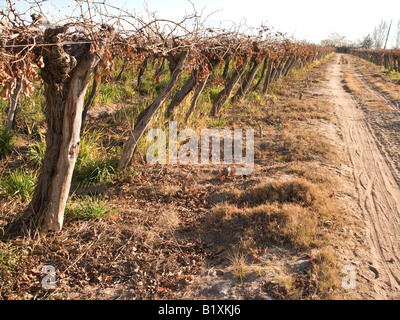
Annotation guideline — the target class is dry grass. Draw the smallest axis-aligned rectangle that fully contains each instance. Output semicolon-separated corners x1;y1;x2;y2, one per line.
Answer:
255;126;335;164
201;165;346;298
203;201;319;252
339;56;348;65
156;184;181;198
246;178;318;207
280;99;332;121
277;127;333;162
227;250;248;285
205;173;338;252
341;66;362;96
261;99;333;127
208;186;242;205
310;247;340;296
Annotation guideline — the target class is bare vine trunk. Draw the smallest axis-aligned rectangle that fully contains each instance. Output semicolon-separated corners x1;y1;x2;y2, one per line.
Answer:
262;60;274;94
232;57;263;102
6;75;23;130
253;57;268;91
222;57;231;80
118;51;188;171
283;56;296;76
115;59;127;81
137;56;149;87
8;26;115;234
210;58;249;116
81;65;99;131
166;70;197;118
276;56;288;79
185;75;209;122
155;57;166;78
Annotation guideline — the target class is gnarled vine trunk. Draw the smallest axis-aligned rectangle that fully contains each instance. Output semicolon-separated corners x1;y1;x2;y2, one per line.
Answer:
222;57;231;80
137;56;149;88
8;25;115;234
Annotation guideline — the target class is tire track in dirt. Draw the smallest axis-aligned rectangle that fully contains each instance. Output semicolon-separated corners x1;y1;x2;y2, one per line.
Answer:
321;54;400;299
351;65;400;112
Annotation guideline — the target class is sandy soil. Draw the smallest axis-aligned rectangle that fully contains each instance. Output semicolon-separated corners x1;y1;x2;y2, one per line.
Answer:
320;54;400;299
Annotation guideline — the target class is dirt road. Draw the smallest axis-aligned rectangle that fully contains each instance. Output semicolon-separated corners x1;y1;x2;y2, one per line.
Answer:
321;54;400;299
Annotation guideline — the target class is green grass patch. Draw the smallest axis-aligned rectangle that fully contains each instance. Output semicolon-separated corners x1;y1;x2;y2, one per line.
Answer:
245;91;265;105
93;82;136;106
73;130;117;186
74;157;116;187
208;86;222;102
0;169;37;202
0;128;14;157
25;131;46;168
77;130;103;166
17;85;45;135
66;195;112;221
382;69;400;83
208;117;227;128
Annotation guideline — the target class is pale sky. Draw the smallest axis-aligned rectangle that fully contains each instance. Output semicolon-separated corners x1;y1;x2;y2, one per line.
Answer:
133;0;399;45
4;0;400;46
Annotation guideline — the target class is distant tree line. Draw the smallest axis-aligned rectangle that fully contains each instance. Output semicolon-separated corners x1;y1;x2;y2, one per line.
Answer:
321;20;400;50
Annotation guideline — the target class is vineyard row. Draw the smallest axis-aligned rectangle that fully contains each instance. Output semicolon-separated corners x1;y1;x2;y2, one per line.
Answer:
0;1;333;233
351;48;400;72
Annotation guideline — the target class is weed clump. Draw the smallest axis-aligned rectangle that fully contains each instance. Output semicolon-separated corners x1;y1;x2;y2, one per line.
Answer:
73;130;116;186
0;128;14;157
26;132;46;167
0;169;37;202
66;196;112;221
246;178;318;207
204;202;318;251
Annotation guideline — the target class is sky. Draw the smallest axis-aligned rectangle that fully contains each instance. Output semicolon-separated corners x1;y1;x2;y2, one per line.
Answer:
116;0;399;46
132;0;399;45
4;0;400;46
